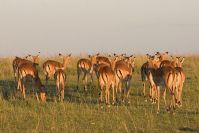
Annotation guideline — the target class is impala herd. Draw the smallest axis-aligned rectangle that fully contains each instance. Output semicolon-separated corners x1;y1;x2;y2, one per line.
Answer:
12;52;186;113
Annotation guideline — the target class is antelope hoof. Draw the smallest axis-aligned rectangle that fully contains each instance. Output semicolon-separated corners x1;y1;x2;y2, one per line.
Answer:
157;111;160;114
151;101;155;105
177;101;182;108
166;107;171;113
107;104;111;108
122;100;125;103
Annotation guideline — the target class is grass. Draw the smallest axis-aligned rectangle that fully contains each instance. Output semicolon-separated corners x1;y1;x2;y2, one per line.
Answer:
0;55;199;133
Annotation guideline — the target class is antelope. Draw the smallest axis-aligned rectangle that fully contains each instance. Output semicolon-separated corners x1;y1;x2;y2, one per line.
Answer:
174;57;185;107
98;65;115;106
17;63;47;101
160;56;186;107
43;53;71;85
95;55;119;106
13;53;40;82
13;56;31;82
140;54;153;100
147;56;176;113
140;52;169;102
114;55;136;103
159;56;186;107
77;56;94;91
54;67;66;102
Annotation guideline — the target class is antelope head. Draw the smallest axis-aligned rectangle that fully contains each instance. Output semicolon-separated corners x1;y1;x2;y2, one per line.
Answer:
29;52;40;65
59;53;72;68
39;85;47;102
156;51;169;61
176;57;185;67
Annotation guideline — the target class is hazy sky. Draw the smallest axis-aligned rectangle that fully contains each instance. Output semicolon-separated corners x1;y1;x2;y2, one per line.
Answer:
0;0;199;56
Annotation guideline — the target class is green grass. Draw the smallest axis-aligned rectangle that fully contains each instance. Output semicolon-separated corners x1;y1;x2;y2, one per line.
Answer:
0;55;199;133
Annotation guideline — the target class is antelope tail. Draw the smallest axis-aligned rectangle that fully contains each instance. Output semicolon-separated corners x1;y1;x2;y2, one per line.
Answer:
167;71;175;93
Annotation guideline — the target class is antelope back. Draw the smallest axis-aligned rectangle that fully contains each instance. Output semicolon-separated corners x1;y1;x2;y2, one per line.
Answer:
96;56;111;66
18;63;38;80
148;66;175;89
77;58;92;72
94;63;109;78
98;65;115;84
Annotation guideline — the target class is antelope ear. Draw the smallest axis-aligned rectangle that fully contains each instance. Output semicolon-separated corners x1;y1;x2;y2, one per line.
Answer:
59;53;62;56
25;55;31;59
88;55;91;58
146;54;150;58
130;55;134;57
156;52;160;55
177;56;181;59
114;53;117;56
121;53;126;56
165;51;169;54
180;57;185;64
68;54;72;57
36;52;40;57
96;53;100;56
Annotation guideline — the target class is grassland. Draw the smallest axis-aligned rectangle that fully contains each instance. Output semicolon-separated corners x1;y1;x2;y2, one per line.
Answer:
0;55;198;133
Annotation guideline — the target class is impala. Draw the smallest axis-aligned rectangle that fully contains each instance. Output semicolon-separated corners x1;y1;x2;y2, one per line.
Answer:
97;64;116;106
43;53;71;85
140;52;170;102
159;56;186;107
95;55;119;106
13;53;40;82
54;67;66;102
161;56;186;107
174;57;185;107
140;54;154;100
147;56;176;113
17;63;47;101
114;55;136;103
77;56;93;91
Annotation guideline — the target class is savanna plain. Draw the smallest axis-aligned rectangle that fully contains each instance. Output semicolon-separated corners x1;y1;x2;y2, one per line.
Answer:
0;55;198;133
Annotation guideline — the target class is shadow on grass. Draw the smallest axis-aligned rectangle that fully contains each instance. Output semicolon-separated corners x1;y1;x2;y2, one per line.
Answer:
0;79;99;105
178;127;199;132
0;80;16;100
0;79;143;107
